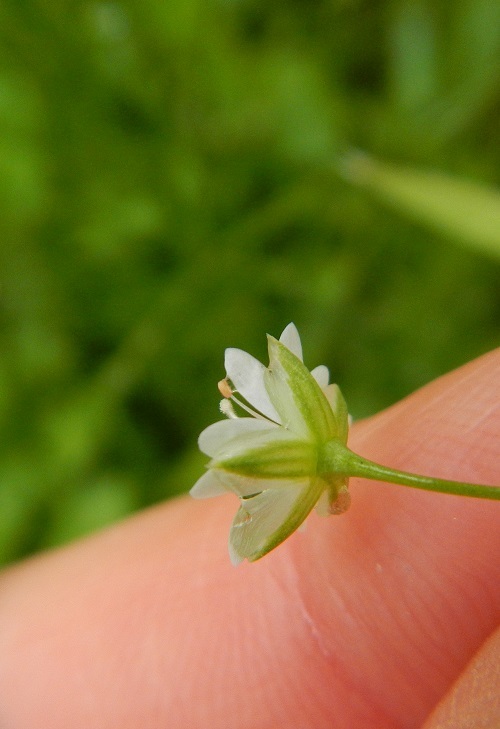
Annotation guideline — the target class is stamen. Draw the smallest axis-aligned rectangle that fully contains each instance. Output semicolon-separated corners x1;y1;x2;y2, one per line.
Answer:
218;377;280;425
218;379;233;398
230;394;278;424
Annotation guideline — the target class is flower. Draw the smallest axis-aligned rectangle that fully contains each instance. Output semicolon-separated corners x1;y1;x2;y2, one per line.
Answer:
190;323;351;564
191;324;500;564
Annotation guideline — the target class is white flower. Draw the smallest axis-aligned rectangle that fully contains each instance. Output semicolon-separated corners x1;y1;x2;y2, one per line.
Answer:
191;325;500;564
190;323;351;564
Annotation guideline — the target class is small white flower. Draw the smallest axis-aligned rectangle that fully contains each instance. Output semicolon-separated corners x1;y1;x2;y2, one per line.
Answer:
191;325;500;564
190;323;350;564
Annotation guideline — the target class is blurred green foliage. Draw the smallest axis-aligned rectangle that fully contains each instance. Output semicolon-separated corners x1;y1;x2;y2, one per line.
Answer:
0;0;499;565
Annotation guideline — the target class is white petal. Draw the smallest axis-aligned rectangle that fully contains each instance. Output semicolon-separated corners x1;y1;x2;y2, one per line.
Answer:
208;470;269;497
190;470;227;499
198;418;278;457
311;365;329;388
225;348;280;422
314;488;331;516
322;383;349;444
279;323;303;361
210;424;312;464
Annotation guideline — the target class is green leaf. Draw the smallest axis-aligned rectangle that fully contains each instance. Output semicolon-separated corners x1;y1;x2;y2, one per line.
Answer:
344;152;500;260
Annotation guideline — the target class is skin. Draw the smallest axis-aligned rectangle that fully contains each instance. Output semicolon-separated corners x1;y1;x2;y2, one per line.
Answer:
0;350;498;729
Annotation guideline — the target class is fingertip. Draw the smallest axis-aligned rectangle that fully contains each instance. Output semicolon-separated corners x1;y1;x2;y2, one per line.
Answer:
420;628;500;729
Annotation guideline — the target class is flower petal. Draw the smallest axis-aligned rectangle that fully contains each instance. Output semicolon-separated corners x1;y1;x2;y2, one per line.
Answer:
198;418;278;457
311;365;329;388
224;348;280;422
215;472;305;496
228;477;323;565
190;470;228;498
314;488;331;516
279;323;303;361
323;384;349;444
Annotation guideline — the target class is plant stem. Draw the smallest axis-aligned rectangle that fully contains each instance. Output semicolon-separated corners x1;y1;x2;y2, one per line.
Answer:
322;440;500;500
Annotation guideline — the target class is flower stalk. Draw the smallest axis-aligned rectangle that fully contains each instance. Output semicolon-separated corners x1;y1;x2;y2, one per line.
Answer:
321;439;500;500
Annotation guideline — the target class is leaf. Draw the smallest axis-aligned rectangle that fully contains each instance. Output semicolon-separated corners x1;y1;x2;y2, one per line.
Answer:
344;152;500;260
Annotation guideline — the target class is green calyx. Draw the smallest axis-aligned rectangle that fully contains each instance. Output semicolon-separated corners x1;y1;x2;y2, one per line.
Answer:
264;336;348;442
211;437;316;480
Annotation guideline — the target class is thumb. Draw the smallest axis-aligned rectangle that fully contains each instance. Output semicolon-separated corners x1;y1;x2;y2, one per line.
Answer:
0;350;498;729
421;626;500;729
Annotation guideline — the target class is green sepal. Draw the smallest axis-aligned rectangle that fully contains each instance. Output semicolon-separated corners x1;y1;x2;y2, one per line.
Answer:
211;431;316;480
230;477;325;564
264;336;339;442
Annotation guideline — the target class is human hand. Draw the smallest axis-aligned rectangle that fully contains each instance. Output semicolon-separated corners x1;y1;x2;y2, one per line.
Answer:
0;350;498;728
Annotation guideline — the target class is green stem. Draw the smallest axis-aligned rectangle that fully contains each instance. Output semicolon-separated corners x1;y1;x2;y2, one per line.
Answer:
322;440;500;500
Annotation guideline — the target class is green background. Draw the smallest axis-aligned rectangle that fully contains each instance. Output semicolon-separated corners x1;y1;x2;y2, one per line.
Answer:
0;0;499;565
